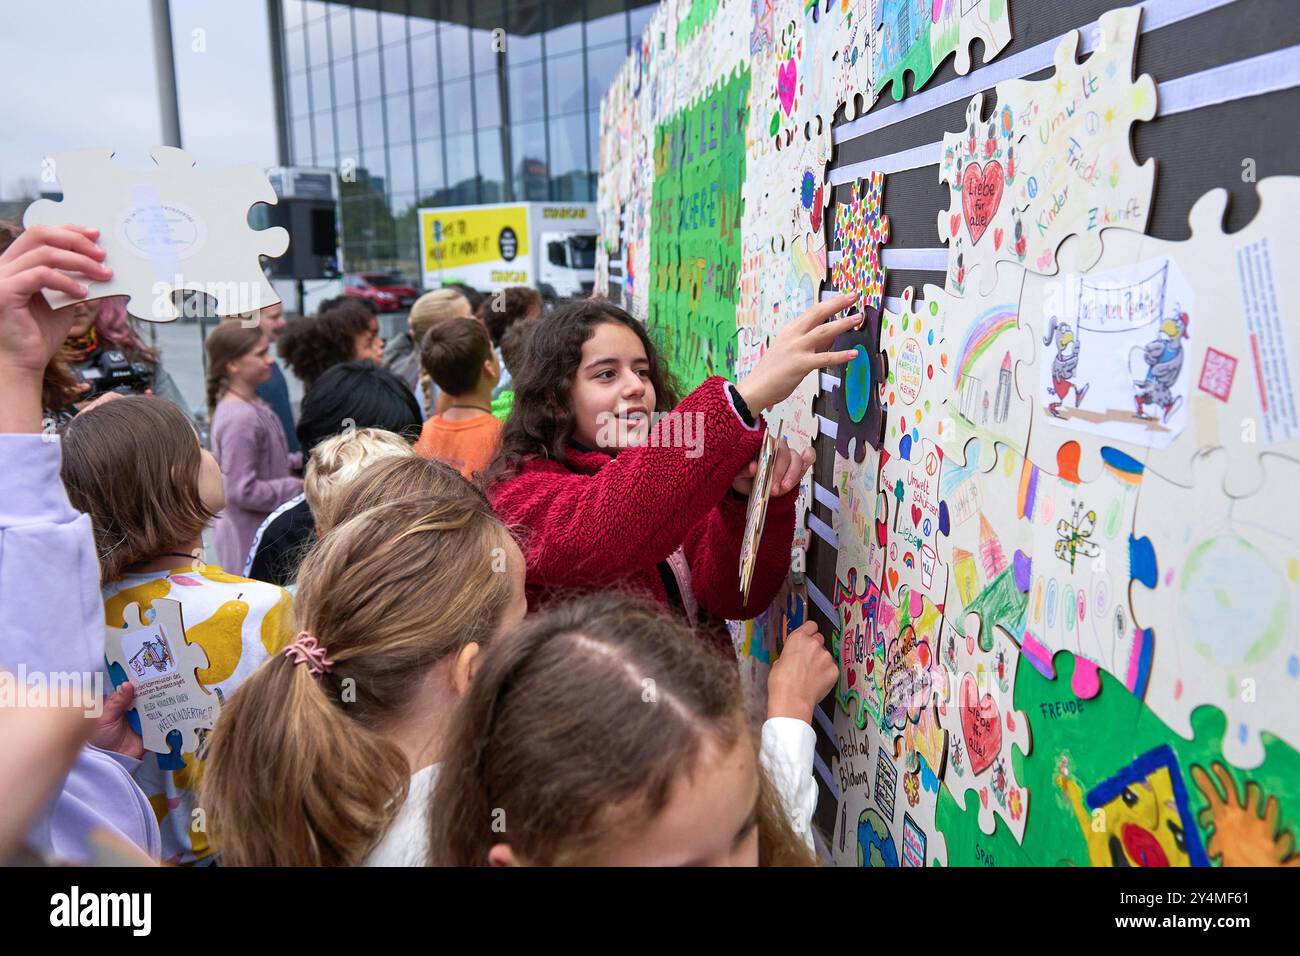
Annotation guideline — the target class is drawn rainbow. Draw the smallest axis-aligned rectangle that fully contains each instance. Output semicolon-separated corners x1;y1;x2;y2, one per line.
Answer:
953;304;1020;385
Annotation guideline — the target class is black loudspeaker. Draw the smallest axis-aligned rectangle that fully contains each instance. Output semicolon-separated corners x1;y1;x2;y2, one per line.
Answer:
258;198;339;280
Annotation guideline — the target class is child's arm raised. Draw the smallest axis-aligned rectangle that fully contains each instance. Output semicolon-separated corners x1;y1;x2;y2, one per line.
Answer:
495;293;861;590
494;375;773;587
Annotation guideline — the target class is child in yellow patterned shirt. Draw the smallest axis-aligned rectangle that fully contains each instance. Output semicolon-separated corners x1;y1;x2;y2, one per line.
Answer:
61;395;295;865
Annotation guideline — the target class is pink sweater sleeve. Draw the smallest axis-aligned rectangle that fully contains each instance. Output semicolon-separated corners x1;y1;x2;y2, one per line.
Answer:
212;402;302;513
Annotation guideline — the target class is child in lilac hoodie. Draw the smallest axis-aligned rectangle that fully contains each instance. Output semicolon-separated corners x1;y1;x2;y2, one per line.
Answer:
0;223;160;863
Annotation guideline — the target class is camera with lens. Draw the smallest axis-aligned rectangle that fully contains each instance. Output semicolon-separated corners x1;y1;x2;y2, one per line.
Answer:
75;349;155;399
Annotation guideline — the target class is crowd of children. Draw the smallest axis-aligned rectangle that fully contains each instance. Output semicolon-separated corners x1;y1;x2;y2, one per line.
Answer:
0;221;861;866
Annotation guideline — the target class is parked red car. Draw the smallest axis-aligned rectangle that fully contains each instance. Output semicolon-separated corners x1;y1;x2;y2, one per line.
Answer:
343;272;420;312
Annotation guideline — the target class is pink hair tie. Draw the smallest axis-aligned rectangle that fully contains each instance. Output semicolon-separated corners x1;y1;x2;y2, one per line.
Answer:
284;632;334;676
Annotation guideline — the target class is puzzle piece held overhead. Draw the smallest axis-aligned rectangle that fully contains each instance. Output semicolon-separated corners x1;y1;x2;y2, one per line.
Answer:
24;147;289;321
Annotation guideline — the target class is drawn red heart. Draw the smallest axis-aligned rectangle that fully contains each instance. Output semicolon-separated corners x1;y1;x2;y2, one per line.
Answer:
875;518;888;546
910;504;922;526
993;227;1004;250
980;786;989;808
778;59;798;116
960;672;1002;777
960;160;1004;245
887;567;900;592
949;213;961;237
1006;712;1016;732
847;668;857;687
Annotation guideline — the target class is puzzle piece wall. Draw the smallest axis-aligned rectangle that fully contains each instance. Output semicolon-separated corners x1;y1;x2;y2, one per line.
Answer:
598;1;1299;866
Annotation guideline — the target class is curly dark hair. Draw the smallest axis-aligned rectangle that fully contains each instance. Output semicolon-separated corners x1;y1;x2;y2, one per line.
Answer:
486;300;680;486
278;299;374;390
482;286;543;346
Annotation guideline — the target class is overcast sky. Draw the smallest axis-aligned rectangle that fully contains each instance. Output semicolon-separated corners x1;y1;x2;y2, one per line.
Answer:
0;0;278;199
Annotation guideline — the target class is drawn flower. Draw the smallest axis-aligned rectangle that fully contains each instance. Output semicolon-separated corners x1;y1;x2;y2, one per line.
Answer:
1009;787;1023;820
801;170;815;209
1001;105;1014;138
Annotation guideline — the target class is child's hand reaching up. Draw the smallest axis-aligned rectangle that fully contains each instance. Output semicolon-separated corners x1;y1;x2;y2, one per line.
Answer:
0;224;110;433
736;291;862;413
767;621;839;726
732;438;815;498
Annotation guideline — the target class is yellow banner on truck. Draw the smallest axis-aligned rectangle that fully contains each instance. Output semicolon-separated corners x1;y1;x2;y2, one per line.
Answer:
417;202;597;296
420;203;530;273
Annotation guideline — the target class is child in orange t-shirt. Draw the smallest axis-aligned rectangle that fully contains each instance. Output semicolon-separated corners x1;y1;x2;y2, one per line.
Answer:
413;314;504;479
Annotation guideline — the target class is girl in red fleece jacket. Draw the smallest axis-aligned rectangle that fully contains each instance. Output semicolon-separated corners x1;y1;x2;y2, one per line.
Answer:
488;293;861;644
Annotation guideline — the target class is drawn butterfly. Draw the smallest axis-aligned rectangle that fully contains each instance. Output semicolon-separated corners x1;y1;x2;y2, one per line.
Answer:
1054;500;1100;571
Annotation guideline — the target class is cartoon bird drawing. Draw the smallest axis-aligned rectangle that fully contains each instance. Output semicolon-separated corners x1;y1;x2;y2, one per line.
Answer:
1011;208;1027;260
1134;310;1189;423
952;239;966;292
1043;316;1089;418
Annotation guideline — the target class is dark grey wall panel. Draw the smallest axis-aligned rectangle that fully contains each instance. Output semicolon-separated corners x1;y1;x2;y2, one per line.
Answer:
808;1;1299;840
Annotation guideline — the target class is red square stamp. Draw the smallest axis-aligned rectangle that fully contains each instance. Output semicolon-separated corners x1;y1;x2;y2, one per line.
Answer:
1198;347;1238;402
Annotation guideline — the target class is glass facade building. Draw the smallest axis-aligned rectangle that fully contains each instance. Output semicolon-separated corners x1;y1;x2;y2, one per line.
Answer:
276;0;656;275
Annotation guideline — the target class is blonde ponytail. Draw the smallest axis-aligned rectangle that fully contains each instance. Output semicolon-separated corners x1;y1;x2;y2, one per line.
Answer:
201;492;515;866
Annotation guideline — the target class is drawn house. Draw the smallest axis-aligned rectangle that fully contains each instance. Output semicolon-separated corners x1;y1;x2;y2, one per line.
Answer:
953;547;980;606
994;352;1012;423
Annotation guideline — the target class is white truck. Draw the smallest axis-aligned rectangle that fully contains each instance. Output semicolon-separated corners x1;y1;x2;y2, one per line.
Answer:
416;201;598;303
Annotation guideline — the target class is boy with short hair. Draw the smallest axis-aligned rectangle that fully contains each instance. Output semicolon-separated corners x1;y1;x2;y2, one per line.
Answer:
414;315;503;479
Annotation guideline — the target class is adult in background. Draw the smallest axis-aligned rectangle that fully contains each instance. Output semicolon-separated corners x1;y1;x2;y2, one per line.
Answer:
245;359;422;587
444;282;484;314
248;301;299;456
61;296;194;421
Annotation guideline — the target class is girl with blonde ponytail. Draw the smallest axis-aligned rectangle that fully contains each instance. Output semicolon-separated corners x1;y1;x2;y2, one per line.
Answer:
200;478;527;867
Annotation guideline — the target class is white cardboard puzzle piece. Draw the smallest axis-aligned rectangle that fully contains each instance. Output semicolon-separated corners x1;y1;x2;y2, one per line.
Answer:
104;598;219;757
1019;178;1300;494
938;438;1033;646
935;260;1035;473
873;0;1013;105
24;147;289;321
1132;449;1300;768
1018;444;1148;701
876;287;948;608
938;6;1156;296
934;610;1032;841
829;578;950;867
